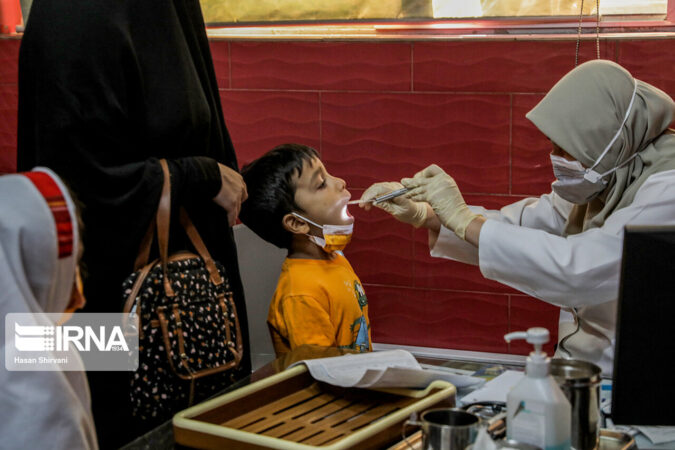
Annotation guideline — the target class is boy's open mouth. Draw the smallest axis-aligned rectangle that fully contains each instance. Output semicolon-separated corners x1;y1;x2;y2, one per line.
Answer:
338;196;354;221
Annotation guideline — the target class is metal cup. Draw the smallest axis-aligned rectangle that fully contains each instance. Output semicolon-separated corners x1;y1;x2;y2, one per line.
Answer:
403;408;480;450
550;359;602;450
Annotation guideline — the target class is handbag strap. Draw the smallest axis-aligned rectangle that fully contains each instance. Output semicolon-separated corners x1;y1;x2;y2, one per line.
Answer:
179;208;223;286
158;159;174;297
157;159;225;291
131;159;225;296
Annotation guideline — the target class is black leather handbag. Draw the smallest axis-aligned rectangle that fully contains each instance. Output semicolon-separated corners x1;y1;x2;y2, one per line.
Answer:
122;159;243;423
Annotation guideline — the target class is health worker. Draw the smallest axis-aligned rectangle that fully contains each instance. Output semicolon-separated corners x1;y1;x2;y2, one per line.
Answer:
361;60;675;376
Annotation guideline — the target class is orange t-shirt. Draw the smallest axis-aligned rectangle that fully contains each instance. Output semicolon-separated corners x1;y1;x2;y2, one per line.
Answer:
267;253;372;355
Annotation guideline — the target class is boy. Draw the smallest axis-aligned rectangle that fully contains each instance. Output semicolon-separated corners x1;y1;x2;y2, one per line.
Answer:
240;144;371;355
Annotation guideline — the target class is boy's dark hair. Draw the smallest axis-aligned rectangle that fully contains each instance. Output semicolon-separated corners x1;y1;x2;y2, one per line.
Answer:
239;144;320;249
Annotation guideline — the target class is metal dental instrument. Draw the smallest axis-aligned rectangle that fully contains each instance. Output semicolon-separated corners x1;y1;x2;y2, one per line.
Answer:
347;187;409;205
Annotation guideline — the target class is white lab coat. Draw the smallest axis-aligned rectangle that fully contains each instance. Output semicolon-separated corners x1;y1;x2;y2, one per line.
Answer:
430;169;675;376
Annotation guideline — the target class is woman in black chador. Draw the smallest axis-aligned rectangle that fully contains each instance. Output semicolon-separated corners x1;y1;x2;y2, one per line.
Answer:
17;0;251;446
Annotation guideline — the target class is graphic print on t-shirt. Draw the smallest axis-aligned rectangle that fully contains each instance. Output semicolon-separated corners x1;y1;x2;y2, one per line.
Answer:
340;280;370;352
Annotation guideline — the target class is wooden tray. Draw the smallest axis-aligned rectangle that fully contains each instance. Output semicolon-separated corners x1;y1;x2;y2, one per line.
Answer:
173;364;456;449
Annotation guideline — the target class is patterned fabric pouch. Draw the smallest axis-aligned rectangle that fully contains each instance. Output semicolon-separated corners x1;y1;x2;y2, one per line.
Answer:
122;159;243;423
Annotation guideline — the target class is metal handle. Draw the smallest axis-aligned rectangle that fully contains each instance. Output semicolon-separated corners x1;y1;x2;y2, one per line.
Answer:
347;187;410;205
401;412;421;450
374;187;409;204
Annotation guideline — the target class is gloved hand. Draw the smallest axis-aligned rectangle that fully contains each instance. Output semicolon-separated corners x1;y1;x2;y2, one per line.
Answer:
401;164;479;240
359;182;429;228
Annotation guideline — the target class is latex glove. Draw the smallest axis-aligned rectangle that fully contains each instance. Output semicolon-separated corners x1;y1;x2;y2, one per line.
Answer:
401;164;479;240
213;163;248;227
359;182;428;228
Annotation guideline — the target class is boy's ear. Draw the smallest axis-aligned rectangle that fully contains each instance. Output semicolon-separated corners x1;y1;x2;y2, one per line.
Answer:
282;213;310;235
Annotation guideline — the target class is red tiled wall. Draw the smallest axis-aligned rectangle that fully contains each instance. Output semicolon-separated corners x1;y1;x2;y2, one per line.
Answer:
0;38;19;174
3;36;675;355
215;38;675;356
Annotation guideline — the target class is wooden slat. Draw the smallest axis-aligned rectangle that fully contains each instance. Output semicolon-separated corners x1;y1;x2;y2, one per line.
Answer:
298;397;353;424
244;417;287;434
263;421;308;439
302;429;346;446
248;392;338;436
270;393;337;423
245;393;339;435
278;427;327;443
223;383;322;429
261;398;370;439
338;403;399;432
223;411;268;430
316;401;376;428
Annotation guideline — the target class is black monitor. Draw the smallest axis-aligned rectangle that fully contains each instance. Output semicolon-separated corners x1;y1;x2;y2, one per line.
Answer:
612;225;675;425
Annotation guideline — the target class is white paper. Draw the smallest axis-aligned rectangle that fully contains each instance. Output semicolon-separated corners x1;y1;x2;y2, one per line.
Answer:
288;349;484;389
459;370;524;404
636;426;675;445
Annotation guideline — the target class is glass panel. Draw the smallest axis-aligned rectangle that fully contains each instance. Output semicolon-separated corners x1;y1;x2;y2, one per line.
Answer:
436;0;595;18
201;0;432;24
433;0;667;18
201;0;667;24
600;0;667;15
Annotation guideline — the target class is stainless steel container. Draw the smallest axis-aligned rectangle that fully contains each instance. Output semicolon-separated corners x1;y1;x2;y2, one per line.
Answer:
550;359;602;450
405;408;480;450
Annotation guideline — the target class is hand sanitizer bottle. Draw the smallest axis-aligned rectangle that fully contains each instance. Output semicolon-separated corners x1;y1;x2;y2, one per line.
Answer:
504;327;571;450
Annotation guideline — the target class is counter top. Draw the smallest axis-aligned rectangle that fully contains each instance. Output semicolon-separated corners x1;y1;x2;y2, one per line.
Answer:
120;345;522;450
120;345;673;449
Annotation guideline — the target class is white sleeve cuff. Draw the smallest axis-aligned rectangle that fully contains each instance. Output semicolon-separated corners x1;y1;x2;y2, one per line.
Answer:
430;224;479;265
477;219;501;282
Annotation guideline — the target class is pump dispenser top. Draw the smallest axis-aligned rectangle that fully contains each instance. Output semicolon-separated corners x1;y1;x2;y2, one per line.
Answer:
504;327;550;378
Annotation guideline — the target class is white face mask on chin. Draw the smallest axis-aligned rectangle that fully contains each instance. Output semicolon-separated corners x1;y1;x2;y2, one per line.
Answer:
291;212;353;252
550;79;639;205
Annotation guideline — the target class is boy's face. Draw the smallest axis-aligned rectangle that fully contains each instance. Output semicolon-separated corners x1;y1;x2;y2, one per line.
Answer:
293;157;353;227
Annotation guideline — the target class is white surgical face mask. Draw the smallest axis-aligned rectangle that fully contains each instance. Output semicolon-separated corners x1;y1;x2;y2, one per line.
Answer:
551;79;639;205
291;213;353;252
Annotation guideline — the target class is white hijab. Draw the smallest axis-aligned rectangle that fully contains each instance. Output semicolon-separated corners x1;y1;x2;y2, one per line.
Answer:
0;168;97;450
